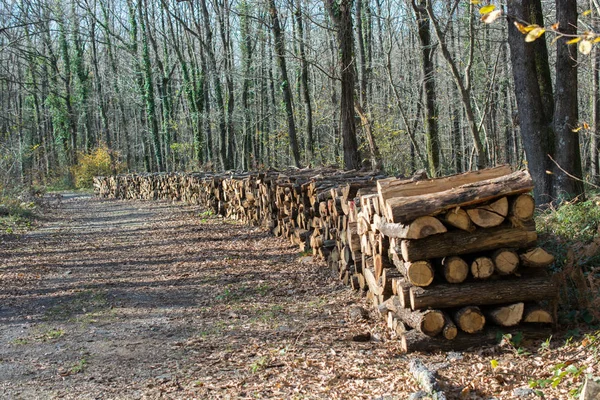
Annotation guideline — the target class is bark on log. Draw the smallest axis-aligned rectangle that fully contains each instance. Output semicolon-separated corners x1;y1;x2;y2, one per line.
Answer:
400;325;553;353
376;216;447;239
409;274;557;310
393;307;445;337
386;169;533;223
378;165;513;215
442;313;458;340
579;377;600;400
400;222;537;262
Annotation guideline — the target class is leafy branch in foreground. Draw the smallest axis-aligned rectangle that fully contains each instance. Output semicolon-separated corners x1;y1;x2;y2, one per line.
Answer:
474;2;600;55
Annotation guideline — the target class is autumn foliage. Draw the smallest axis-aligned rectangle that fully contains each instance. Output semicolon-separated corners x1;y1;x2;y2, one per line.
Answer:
71;146;121;189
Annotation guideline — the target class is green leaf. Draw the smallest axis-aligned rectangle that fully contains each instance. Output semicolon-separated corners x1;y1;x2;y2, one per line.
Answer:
565;365;579;374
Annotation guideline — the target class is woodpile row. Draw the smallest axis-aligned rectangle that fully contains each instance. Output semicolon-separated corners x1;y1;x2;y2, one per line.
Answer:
93;165;557;352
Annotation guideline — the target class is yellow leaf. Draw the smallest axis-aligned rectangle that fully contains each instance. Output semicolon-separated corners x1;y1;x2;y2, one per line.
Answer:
551;34;564;45
572;125;583;132
515;22;539;34
594;37;600;43
514;22;528;34
579;40;593;55
551;22;560;31
525;27;546;42
490;359;499;369
481;9;502;24
583;9;592;16
546;170;553;175
567;37;582;45
470;0;481;4
480;5;496;14
583;122;590;130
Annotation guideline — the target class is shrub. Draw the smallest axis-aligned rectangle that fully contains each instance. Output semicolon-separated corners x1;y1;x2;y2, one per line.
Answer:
71;146;122;189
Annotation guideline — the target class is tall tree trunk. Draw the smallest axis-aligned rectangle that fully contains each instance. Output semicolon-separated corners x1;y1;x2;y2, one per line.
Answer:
137;0;163;171
325;0;359;170
355;0;367;107
198;0;228;170
56;12;78;166
553;0;584;200
506;0;554;204
593;16;600;185
426;0;486;169
240;0;253;170
268;0;301;168
412;0;440;177
295;0;314;164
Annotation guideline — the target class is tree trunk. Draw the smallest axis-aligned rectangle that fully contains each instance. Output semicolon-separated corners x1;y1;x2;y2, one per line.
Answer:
325;0;360;170
295;0;314;165
412;0;440;177
553;0;584;201
269;0;301;168
506;0;554;204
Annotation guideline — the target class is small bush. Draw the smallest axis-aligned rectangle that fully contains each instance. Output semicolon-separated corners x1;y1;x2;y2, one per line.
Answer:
537;196;600;243
71;146;122;189
536;195;600;324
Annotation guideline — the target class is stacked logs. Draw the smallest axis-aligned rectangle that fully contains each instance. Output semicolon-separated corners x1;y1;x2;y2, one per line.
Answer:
369;166;556;352
93;166;556;352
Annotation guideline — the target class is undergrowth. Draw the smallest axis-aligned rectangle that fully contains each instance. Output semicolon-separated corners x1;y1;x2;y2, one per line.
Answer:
0;186;40;234
536;195;600;326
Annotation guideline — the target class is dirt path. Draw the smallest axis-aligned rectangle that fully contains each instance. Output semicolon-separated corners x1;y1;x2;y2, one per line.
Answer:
0;195;422;399
3;195;589;400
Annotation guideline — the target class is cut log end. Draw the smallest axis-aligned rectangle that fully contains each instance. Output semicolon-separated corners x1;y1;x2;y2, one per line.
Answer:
444;207;475;232
520;247;555;268
486;303;524;327
454;306;486;334
511;194;535;221
442;256;469;283
406;260;435;287
523;305;554;323
466;197;509;228
471;256;495;279
493;249;520;275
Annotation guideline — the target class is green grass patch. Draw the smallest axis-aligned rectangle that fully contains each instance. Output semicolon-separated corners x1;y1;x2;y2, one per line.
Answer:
537;197;600;242
70;358;88;374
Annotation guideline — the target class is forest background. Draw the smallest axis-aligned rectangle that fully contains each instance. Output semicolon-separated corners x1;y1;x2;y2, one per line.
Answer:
0;0;598;204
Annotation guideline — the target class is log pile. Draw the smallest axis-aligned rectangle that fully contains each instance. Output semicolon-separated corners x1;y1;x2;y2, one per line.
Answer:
370;166;557;352
93;165;556;352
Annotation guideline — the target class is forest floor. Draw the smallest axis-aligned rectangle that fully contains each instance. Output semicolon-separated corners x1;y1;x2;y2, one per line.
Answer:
0;194;598;399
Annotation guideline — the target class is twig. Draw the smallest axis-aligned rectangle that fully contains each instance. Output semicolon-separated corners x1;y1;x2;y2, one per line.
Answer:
548;154;600;190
